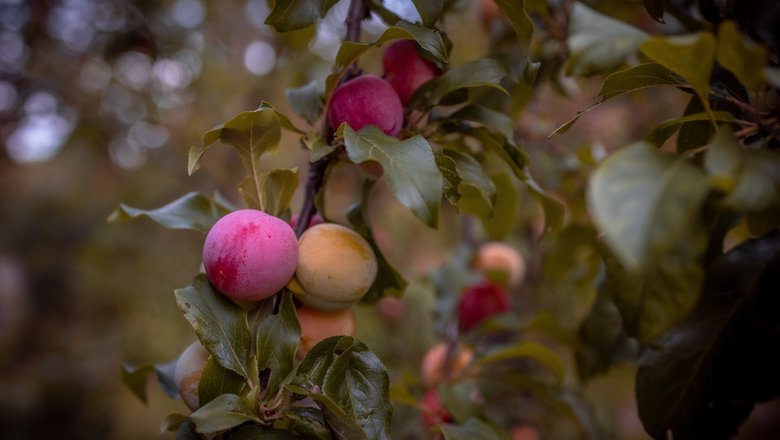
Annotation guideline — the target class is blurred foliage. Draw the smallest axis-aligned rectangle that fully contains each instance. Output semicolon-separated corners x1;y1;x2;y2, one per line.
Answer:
1;0;779;439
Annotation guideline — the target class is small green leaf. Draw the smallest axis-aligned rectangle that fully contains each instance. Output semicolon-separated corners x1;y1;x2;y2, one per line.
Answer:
495;0;534;52
717;21;767;91
554;63;687;135
640;32;716;109
265;0;339;32
189;105;282;178
273;406;334;439
646;112;736;147
411;0;443;27
470;127;527;180
441;149;496;218
576;290;637;381
175;275;257;384
705;128;780;211
476;341;565;385
347;184;408;303
303;132;336;162
287;385;368;440
198;357;247;408
108;192;232;232
160;413;188;433
286;81;323;126
566;3;649;76
342;125;442;227
121;360;179;404
256;292;301;398
409;59;510;110
190;393;260;434
449;104;515;141
441;418;502;440
240;167;300;216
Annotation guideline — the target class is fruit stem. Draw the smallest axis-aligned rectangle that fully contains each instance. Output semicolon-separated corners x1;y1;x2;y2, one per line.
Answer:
293;0;366;239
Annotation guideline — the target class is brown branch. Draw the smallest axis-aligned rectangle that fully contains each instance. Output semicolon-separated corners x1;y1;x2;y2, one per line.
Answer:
293;0;367;239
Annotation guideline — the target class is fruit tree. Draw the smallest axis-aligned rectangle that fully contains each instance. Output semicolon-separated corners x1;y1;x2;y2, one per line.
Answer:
113;0;780;439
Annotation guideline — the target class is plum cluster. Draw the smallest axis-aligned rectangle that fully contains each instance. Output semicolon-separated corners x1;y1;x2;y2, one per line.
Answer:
328;40;441;136
419;241;527;434
174;209;378;410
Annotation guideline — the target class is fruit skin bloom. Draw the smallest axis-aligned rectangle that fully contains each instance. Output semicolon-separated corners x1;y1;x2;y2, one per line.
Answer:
456;280;510;331
327;74;404;136
202;209;298;302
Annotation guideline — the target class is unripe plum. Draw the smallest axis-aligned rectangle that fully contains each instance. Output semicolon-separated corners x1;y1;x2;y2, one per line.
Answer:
382;40;442;105
327;74;404;136
420;389;453;428
297;305;355;355
174;341;210;411
473;241;526;288
203;209;298;302
421;342;474;386
456;280;510;332
295;223;377;311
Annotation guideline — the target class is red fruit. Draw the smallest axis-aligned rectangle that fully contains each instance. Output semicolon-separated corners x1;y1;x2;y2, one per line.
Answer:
289;213;324;230
420;389;453;428
327;74;404;136
382;40;441;105
456;280;510;331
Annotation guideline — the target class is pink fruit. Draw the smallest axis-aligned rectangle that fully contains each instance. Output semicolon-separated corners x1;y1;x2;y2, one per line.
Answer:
203;209;298;302
327;74;404;136
382;40;441;105
456;280;510;331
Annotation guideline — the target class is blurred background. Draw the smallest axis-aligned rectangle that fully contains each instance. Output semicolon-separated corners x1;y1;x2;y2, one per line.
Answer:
0;0;697;438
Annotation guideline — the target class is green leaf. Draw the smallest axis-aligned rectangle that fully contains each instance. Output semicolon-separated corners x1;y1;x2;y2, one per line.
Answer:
287;385;368;440
589;143;710;343
190;393;260;434
440;149;496;218
716;21;767;91
525;176;564;235
286;81;323;126
469;127;527;180
495;0;534;52
566;3;649;76
675;96;716;153
411;0;443;27
441;418;502;440
341;125;442;227
240;167;300;216
589;142;709;270
642;0;665;23
436;153;461;205
273;406;334;439
646;111;736;147
449;104;515;141
189;105;282;177
553;63;687;135
175;274;257;384
160;413;188;433
576;289;637;381
705;127;780;212
121;360;178;404
233;424;307;439
294;336;392;440
265;0;339;32
640;32;716;108
476;341;565;385
108;192;232;232
326;22;448;95
256;292;301;398
636;231;780;439
347;183;408;303
198;357;247;408
408;59;510;110
480;172;519;239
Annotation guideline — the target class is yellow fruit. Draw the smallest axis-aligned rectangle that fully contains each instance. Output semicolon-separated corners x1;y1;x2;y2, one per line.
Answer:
174;341;209;411
473;241;526;288
295;223;378;311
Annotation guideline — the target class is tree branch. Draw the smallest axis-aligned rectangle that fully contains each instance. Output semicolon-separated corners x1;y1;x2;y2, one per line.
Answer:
294;0;367;238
